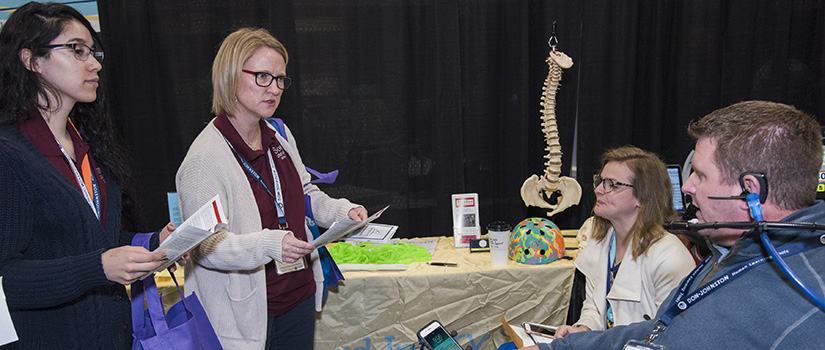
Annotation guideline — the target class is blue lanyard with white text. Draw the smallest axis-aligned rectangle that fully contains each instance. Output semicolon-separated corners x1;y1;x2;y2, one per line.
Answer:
646;238;821;343
607;233;618;294
605;233;620;328
55;137;100;221
223;137;287;228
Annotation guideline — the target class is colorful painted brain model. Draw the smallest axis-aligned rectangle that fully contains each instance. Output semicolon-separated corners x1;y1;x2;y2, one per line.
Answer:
508;217;565;265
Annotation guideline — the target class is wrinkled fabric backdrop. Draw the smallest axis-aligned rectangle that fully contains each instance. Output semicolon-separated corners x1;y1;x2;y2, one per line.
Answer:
97;0;825;236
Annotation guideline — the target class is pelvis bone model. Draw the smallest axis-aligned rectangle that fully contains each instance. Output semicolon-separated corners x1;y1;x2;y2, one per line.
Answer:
520;47;582;217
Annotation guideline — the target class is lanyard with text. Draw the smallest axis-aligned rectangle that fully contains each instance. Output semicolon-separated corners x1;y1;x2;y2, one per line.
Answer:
605;233;620;328
55;137;100;221
223;137;287;229
644;238;822;344
607;233;617;292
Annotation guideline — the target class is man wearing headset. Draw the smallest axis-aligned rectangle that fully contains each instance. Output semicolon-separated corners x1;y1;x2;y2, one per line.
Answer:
524;100;825;349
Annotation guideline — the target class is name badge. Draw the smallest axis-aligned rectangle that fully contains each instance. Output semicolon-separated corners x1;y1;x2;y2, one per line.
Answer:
275;258;307;275
623;340;665;350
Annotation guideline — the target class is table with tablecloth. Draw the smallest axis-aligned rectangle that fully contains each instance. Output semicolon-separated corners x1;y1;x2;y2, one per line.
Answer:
146;232;578;349
314;234;577;350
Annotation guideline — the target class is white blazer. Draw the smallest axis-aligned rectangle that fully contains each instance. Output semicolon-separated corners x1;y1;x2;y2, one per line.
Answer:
573;225;695;330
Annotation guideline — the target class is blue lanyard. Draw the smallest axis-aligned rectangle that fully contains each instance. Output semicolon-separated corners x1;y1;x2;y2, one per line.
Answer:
605;233;620;327
223;137;287;228
607;233;618;294
646;237;822;343
55;137;100;221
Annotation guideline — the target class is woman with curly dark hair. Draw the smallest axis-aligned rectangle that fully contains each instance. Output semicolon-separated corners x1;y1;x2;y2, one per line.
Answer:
0;2;172;348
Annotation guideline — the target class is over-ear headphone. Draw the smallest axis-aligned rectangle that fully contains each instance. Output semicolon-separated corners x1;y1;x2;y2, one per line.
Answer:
738;172;768;204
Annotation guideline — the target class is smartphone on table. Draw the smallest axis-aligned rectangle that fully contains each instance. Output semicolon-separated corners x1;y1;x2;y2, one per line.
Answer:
418;320;463;350
522;322;557;339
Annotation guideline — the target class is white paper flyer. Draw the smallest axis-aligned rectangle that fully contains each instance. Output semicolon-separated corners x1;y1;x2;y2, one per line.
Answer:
451;193;480;248
141;195;227;279
0;277;18;346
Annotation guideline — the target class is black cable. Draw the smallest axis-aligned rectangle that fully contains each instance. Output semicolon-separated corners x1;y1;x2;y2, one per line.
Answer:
664;221;825;233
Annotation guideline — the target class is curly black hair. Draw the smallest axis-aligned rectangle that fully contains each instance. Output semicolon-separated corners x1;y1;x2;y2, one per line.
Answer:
0;2;141;230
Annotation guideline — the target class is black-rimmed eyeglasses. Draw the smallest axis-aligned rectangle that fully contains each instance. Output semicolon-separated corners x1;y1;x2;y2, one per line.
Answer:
593;174;634;193
43;42;104;63
242;69;293;90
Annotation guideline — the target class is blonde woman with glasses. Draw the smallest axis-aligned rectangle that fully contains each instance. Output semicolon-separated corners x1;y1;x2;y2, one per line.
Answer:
176;28;366;349
554;146;695;339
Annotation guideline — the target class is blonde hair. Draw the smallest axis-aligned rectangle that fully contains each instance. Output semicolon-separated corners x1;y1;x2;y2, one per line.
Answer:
211;27;288;116
591;146;676;259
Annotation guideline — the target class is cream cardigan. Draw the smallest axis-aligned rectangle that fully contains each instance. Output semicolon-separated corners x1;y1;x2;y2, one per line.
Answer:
176;118;359;349
573;225;695;331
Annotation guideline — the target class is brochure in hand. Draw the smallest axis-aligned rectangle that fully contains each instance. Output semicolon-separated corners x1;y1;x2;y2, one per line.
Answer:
311;205;390;248
140;195;227;280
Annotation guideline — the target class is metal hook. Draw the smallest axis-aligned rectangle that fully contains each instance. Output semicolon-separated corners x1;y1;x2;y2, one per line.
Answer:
548;21;559;51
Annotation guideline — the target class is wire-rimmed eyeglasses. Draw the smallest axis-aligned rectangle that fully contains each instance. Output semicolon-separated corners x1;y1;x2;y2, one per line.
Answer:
242;69;293;90
43;42;104;63
593;174;634;193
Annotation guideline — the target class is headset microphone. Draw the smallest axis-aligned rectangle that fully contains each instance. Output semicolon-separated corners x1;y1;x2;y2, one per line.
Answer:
708;172;768;204
663;190;825;311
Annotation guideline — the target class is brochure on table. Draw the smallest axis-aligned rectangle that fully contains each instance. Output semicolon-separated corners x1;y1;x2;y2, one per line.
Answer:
344;223;398;244
452;193;481;248
142;195;226;280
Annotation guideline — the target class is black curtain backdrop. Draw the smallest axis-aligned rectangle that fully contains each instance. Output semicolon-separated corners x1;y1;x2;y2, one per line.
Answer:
97;0;825;237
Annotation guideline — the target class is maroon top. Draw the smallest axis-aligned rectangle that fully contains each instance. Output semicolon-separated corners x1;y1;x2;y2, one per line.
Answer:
214;115;314;317
17;111;108;227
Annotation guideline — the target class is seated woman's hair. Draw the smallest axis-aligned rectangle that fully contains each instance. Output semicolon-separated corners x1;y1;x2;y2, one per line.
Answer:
591;146;676;258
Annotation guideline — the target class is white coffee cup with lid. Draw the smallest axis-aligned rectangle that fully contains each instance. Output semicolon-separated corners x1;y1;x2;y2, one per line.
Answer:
487;221;511;267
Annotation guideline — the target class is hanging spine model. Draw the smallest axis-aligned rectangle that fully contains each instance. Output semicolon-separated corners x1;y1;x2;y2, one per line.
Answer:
520;40;582;217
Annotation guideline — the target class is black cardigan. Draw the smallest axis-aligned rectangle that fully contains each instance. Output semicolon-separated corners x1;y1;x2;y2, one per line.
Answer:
0;126;153;349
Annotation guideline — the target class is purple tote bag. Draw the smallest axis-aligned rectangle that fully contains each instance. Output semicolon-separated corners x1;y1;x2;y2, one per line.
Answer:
130;233;223;350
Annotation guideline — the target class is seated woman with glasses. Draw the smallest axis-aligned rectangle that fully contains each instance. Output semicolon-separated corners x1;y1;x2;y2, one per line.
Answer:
175;27;367;349
554;146;695;339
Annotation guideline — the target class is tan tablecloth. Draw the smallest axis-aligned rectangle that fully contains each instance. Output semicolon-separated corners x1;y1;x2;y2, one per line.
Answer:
315;235;577;350
146;233;578;350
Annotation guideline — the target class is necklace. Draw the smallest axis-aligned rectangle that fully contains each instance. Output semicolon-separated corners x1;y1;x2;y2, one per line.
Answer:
243;127;261;150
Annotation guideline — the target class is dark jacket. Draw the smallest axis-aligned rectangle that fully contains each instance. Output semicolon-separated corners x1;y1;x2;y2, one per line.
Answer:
542;201;825;349
0;126;149;349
